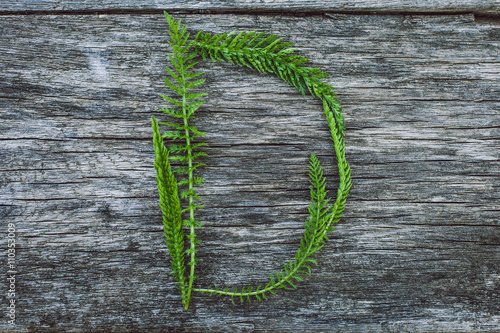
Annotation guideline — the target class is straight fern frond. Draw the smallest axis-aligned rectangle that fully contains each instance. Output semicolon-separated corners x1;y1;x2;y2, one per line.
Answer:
151;116;187;305
153;12;208;310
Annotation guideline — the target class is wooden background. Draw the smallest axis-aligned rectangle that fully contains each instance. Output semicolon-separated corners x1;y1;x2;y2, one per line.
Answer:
1;1;499;332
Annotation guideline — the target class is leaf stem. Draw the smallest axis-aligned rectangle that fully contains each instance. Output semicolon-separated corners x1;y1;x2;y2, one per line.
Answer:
182;83;197;310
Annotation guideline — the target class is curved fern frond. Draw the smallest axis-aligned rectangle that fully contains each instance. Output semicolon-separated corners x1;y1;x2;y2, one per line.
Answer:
191;30;351;303
194;149;351;302
192;30;345;136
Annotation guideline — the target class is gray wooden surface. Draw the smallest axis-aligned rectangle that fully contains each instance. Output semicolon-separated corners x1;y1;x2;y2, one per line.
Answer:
1;0;500;15
0;7;499;333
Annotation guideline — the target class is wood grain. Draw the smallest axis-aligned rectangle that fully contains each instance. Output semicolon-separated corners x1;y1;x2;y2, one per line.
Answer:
1;0;500;15
0;12;499;332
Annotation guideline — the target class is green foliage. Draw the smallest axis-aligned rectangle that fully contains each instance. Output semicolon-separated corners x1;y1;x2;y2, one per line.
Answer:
151;116;186;305
153;12;207;310
153;13;351;308
192;30;345;136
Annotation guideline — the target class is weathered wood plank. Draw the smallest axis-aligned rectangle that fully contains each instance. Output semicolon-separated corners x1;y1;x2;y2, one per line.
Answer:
0;13;499;332
1;0;500;15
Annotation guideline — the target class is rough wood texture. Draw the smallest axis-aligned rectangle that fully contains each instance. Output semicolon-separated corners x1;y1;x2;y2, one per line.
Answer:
0;12;499;332
1;0;500;15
